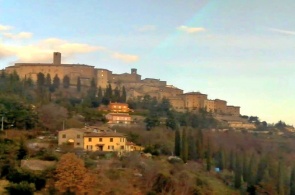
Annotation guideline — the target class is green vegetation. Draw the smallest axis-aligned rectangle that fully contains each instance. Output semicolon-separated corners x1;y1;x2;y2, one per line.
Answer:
0;71;294;194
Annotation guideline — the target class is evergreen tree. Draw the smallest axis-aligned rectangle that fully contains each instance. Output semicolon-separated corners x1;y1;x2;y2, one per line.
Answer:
229;150;236;171
63;75;70;88
196;129;204;159
247;153;258;186
45;73;51;87
206;139;212;172
77;77;81;92
120;86;127;103
174;128;181;157
37;72;45;89
290;166;295;195
277;161;285;195
113;86;120;102
216;147;226;171
242;152;249;183
53;74;60;89
181;128;188;163
234;153;242;189
166;111;177;130
188;129;197;160
97;86;103;103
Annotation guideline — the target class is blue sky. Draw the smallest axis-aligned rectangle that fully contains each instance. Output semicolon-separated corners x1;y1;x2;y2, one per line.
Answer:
0;0;294;125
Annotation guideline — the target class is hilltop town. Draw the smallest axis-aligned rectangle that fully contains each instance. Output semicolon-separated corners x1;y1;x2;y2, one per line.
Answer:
5;52;248;126
1;51;295;194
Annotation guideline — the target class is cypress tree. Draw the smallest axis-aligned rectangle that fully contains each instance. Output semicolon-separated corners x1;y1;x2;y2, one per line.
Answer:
63;75;70;88
242;152;249;183
121;86;127;103
174;128;181;157
229;150;236;171
196;129;204;159
206;139;212;172
188;129;197;160
234;153;242;189
247;153;257;186
45;73;51;87
277;161;285;195
77;77;81;92
290;166;295;195
181;128;188;163
53;74;60;89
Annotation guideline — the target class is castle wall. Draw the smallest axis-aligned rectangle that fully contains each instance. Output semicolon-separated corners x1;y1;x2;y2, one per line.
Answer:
204;100;215;113
96;68;112;88
142;78;166;87
168;97;185;112
181;92;208;111
214;99;227;114
226;106;240;116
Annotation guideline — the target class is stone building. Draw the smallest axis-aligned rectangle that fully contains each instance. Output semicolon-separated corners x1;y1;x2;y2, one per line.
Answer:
4;52;241;116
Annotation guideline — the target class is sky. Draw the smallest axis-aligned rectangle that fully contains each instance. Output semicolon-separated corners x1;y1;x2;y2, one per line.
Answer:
0;0;294;125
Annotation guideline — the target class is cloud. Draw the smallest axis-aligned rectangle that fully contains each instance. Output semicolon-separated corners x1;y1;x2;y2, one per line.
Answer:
2;32;33;39
0;25;12;31
0;37;102;62
0;25;139;64
137;25;156;32
269;28;295;36
0;35;138;63
178;26;206;34
112;52;139;63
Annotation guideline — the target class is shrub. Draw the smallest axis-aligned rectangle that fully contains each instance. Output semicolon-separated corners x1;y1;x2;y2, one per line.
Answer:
6;181;36;195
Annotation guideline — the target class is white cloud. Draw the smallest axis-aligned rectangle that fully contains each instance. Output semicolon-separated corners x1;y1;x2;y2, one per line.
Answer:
269;28;295;36
0;24;139;64
0;25;12;31
137;25;156;32
178;26;206;34
112;52;139;63
2;32;33;39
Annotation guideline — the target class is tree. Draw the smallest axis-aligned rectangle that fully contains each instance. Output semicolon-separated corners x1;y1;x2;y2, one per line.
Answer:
120;86;127;103
45;73;51;87
37;103;68;131
113;86;120;102
290;166;295;195
55;153;94;194
181;128;188;163
234;154;242;189
36;73;45;89
188;129;197;160
166;111;177;130
77;77;81;92
196;129;204;159
62;75;70;88
174;128;181;157
206;139;212;172
52;74;60;89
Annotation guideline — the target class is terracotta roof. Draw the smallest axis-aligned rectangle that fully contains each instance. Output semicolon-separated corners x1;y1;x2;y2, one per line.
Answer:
83;132;125;137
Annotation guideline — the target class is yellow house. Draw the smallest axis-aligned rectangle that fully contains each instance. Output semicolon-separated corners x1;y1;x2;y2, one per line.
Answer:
126;142;145;152
58;128;88;148
83;132;126;152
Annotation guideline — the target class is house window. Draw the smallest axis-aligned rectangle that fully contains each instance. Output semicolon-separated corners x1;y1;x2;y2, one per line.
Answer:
108;145;114;150
99;138;102;142
76;142;80;146
121;146;124;150
88;138;92;142
110;138;113;142
87;145;93;150
62;134;66;138
77;134;80;138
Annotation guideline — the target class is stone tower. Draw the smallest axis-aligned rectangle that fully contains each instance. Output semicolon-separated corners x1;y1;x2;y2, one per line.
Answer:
131;68;137;74
53;52;61;65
